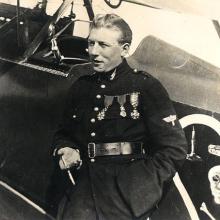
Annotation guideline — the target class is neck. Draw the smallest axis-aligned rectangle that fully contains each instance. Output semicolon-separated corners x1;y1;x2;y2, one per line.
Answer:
104;59;124;74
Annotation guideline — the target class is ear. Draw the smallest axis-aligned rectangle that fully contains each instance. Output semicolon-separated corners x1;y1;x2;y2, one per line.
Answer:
121;43;130;57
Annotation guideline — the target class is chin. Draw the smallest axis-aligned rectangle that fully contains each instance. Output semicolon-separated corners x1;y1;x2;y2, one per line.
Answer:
93;66;105;72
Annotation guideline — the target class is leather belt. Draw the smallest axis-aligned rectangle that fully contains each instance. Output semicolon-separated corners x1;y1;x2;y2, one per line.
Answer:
88;142;144;159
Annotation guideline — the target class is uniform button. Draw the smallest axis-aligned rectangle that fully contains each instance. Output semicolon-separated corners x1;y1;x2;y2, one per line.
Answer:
94;107;99;111
72;115;76;118
91;132;96;137
133;68;138;73
96;94;101;99
100;84;106;89
90;118;95;123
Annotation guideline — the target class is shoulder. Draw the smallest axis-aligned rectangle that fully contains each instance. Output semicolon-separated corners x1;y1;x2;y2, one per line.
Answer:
67;62;94;82
131;69;151;80
67;62;99;89
130;69;165;89
130;69;170;100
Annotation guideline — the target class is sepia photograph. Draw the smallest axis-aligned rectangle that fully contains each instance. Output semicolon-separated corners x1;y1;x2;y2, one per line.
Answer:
0;0;220;219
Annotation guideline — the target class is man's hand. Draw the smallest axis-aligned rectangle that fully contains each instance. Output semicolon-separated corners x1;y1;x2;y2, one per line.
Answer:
57;147;81;170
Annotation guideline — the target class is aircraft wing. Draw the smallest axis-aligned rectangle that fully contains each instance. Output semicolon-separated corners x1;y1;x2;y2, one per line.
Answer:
127;35;220;113
107;0;220;20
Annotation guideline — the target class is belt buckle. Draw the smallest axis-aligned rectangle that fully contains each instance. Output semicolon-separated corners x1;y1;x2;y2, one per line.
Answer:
88;143;96;159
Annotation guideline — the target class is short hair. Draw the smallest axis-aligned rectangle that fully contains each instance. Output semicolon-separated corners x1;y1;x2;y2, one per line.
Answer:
90;14;132;45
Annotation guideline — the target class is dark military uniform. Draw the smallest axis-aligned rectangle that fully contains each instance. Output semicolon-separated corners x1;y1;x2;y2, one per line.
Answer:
53;59;188;220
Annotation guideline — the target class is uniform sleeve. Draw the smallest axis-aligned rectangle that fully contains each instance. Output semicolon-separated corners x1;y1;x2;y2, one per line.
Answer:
52;64;92;155
52;83;79;154
141;78;188;186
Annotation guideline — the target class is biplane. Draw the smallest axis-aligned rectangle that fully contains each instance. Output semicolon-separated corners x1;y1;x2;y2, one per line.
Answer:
0;0;219;219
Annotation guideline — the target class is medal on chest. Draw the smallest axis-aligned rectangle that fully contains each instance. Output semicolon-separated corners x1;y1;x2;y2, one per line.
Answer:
97;95;114;120
97;92;140;120
117;95;127;117
130;92;140;119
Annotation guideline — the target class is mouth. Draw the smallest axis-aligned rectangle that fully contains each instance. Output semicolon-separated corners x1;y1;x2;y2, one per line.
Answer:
92;59;103;65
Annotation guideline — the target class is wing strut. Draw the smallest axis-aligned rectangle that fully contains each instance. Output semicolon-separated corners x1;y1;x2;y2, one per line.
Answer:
22;0;74;62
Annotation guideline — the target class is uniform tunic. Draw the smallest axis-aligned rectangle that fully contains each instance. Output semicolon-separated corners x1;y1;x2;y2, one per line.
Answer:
53;59;188;220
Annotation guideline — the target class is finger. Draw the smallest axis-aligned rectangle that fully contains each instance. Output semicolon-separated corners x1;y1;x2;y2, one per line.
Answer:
60;160;71;170
76;159;82;170
61;156;69;168
57;148;66;155
76;159;82;166
59;159;66;170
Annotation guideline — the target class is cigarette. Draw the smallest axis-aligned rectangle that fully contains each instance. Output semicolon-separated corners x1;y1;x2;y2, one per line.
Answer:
200;202;216;220
61;156;76;186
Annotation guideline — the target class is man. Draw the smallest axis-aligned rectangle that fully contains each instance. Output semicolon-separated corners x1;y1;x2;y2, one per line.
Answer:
52;13;188;220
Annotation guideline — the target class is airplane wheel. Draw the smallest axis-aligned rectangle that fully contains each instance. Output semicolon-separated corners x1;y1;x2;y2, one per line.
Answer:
174;114;220;220
179;114;220;135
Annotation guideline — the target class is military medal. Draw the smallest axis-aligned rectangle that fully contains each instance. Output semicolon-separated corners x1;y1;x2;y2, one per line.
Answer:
97;95;114;120
120;106;126;117
117;95;127;117
97;109;105;120
130;92;140;119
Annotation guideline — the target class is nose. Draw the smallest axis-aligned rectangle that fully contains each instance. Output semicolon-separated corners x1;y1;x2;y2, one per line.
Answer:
89;42;100;56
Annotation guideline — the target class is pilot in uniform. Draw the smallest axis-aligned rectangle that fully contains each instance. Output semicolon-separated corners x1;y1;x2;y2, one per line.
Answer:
52;14;188;220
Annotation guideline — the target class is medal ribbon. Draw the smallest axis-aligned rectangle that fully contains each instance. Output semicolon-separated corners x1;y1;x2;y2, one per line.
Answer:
97;95;114;120
130;92;140;119
117;95;127;117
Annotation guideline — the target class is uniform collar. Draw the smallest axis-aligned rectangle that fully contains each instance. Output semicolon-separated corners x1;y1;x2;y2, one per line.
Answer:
96;59;132;81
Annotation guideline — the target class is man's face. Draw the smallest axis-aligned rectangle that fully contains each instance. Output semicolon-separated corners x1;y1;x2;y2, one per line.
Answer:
88;27;128;72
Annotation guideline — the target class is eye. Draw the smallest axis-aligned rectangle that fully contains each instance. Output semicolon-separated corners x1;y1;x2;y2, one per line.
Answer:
99;42;109;48
88;41;95;47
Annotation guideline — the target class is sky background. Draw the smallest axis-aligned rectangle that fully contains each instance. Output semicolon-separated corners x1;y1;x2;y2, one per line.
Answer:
1;0;220;68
